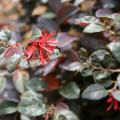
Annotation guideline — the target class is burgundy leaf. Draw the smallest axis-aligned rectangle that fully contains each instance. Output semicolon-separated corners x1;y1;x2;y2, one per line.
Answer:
57;32;78;48
37;17;57;32
59;49;81;70
56;4;79;24
95;8;113;18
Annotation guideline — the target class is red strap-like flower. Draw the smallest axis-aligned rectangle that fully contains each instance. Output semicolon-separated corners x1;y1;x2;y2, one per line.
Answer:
106;93;120;111
25;30;58;64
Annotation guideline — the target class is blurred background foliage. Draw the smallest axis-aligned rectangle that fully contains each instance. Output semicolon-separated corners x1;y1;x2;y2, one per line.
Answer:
0;0;120;120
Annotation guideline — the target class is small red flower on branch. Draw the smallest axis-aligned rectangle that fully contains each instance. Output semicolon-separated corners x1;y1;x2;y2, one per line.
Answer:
25;30;58;64
106;93;120;111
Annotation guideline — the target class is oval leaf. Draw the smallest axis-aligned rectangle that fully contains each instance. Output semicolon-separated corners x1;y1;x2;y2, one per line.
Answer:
59;82;80;99
112;90;120;101
82;84;108;100
26;77;48;92
107;41;120;63
0;76;6;94
13;70;29;93
0;101;17;115
84;23;106;33
18;91;46;117
53;109;79;120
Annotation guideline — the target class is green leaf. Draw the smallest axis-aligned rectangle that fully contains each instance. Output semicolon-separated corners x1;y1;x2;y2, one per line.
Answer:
117;74;120;89
29;60;41;67
107;41;120;63
98;13;117;19
18;91;46;117
42;12;56;19
114;14;120;22
0;29;11;41
13;70;29;93
89;49;117;68
0;101;17;115
93;70;111;81
67;62;82;71
59;82;80;99
50;49;60;60
18;99;46;117
82;84;108;100
20;114;36;120
26;77;48;92
112;90;120;101
19;59;29;69
0;76;6;94
6;54;22;72
0;54;6;66
80;63;93;77
96;77;113;88
20;90;43;101
84;23;105;33
31;28;41;40
53;109;79;120
76;16;99;25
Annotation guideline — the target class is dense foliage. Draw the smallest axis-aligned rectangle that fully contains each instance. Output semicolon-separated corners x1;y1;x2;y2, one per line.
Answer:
1;0;120;120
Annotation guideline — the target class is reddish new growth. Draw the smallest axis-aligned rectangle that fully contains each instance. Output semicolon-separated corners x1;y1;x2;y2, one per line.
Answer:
25;30;58;64
106;93;120;111
3;43;23;58
43;105;55;120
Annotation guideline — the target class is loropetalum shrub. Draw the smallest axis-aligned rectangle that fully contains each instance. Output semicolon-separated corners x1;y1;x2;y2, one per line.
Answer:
75;13;120;111
1;1;120;120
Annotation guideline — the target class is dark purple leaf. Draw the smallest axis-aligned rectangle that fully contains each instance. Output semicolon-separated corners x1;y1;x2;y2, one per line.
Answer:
95;8;113;18
59;49;81;70
43;59;60;76
57;5;79;24
55;102;69;113
57;32;78;48
36;17;57;32
48;0;62;13
79;35;108;52
1;79;19;102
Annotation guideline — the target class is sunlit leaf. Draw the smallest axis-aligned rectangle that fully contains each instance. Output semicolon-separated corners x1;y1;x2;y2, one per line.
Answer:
84;23;106;33
0;29;11;41
18;91;46;117
26;77;48;92
82;84;108;100
112;90;120;101
13;70;29;93
107;41;120;63
75;16;99;26
0;76;6;94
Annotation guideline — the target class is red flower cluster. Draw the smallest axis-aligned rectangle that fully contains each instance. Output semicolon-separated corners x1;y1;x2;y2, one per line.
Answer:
106;94;120;111
25;31;58;64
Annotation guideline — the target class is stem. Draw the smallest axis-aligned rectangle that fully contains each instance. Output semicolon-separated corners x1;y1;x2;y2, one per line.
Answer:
108;81;118;93
86;61;120;73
